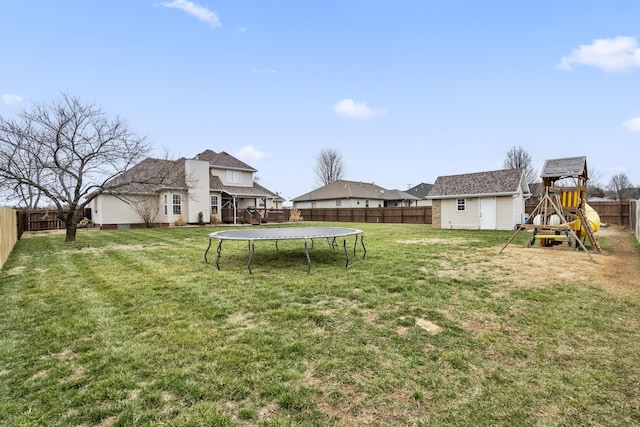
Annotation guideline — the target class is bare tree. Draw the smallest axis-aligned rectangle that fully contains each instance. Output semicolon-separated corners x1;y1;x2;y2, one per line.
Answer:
315;148;345;186
503;146;537;184
586;166;605;199
0;93;152;242
608;173;633;200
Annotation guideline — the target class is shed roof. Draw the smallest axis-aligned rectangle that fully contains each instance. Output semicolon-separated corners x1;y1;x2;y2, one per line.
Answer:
427;169;528;199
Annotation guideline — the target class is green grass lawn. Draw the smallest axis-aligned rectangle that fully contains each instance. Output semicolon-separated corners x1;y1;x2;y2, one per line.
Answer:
1;222;639;426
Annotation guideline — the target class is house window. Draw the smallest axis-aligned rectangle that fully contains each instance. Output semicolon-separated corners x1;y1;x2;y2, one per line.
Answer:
173;194;182;215
336;200;342;207
457;198;466;211
227;170;242;183
164;195;168;215
210;195;218;214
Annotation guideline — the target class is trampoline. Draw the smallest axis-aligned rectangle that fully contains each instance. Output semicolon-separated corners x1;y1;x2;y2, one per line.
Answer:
204;226;366;274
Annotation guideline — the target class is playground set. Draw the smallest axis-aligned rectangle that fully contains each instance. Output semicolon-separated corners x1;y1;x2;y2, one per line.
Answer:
500;156;600;260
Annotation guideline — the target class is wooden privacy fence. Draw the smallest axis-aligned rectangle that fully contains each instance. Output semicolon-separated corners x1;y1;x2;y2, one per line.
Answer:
631;200;640;243
298;207;432;224
526;201;631;227
221;208;291;224
20;209;67;231
0;207;18;270
587;201;631;226
300;202;629;227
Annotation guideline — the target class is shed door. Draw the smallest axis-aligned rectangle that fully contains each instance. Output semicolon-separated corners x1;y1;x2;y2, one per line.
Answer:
479;197;497;230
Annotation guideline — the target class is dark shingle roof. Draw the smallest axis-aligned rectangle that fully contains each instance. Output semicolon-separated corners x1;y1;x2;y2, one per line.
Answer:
428;169;527;198
407;183;433;199
109;149;278;198
292;180;419;202
107;158;187;194
194;150;256;172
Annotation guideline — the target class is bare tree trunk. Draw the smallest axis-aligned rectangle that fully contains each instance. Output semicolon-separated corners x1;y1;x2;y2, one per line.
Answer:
65;223;77;243
62;207;83;243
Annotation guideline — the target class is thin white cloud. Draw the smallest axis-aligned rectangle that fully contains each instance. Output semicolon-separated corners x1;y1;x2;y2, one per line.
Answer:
161;0;221;28
623;116;640;132
333;98;386;120
557;36;640;72
252;68;278;75
2;94;24;105
235;145;268;162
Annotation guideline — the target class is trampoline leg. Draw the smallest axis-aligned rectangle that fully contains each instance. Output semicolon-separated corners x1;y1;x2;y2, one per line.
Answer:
205;238;222;270
360;234;366;260
327;237;337;249
215;240;223;270
343;238;350;268
248;239;255;274
204;238;212;266
304;239;311;274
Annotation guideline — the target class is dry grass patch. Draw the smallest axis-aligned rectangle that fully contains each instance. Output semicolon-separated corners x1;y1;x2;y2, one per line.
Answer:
397;237;481;245
496;226;640;296
63;243;170;255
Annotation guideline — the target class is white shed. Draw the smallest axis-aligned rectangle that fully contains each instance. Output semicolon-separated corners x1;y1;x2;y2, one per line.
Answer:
427;169;530;230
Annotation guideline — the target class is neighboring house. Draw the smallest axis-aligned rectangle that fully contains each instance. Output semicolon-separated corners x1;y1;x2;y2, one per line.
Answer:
291;180;420;209
427;169;530;230
406;183;433;206
92;150;282;228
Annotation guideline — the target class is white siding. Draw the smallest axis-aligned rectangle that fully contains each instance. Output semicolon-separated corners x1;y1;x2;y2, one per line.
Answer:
496;196;514;230
94;194;156;225
495;195;526;230
211;167;254;187
294;198;385;209
441;198;480;229
185;159;210;223
439;196;523;231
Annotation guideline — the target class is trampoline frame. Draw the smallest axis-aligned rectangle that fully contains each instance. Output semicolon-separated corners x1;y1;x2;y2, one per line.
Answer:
204;227;366;274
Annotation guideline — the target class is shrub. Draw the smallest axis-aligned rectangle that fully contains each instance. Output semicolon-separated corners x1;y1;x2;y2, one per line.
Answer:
289;208;303;222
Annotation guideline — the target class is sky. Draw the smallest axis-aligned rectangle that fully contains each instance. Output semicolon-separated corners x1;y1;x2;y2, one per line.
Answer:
1;1;640;202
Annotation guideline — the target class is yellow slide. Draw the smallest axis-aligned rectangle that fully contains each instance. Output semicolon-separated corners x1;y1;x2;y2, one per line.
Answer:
570;203;600;238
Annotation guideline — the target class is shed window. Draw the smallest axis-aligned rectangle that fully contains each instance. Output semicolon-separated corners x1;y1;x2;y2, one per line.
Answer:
336;200;342;207
457;198;466;211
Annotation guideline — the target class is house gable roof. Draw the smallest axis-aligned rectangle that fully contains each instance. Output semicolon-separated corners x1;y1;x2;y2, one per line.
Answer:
108;149;279;198
407;183;433;199
194;149;257;172
427;169;528;199
107;157;187;194
292;180;419;202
